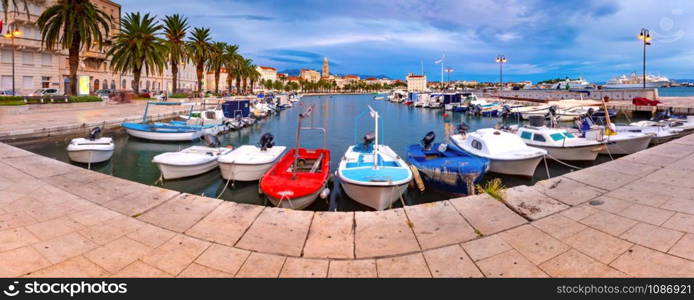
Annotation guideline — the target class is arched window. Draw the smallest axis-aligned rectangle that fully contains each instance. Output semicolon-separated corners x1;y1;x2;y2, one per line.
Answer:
131;80;135;89
94;79;100;91
111;80;115;90
121;79;126;89
146;81;150;91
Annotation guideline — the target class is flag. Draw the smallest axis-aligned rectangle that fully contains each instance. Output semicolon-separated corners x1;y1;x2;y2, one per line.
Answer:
434;54;445;64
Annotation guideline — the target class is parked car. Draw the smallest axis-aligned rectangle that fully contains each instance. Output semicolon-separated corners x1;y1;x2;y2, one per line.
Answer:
0;90;16;96
29;88;59;96
95;89;113;97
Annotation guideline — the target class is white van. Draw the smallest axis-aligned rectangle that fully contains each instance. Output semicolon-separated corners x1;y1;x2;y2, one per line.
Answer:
30;88;59;96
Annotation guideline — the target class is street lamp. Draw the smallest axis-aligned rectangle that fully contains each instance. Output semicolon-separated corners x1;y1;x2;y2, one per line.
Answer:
495;55;507;92
444;67;453;89
637;28;651;89
4;27;22;96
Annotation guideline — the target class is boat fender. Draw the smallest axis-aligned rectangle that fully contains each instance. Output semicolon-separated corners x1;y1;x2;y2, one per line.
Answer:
409;164;425;192
320;188;330;199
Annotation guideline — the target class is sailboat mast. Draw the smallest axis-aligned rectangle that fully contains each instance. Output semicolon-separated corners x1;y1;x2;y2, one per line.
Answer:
373;110;379;169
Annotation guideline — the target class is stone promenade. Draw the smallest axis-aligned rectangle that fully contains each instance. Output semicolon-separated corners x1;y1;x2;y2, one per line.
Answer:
2;132;694;277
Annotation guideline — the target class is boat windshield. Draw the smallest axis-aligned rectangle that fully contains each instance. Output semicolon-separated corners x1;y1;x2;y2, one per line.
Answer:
550;133;566;141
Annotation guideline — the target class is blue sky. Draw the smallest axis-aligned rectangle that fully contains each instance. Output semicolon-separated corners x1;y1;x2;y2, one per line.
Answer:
120;0;694;83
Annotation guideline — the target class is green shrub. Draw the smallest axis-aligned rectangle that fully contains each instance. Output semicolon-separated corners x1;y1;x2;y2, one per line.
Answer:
68;96;102;103
0;96;24;102
170;93;189;98
0;100;25;106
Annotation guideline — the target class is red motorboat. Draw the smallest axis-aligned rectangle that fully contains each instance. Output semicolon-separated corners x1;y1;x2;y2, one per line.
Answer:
260;105;331;209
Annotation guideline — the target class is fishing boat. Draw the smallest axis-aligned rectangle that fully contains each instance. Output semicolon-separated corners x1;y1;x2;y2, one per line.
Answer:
373;96;385;100
450;126;547;177
66;127;115;164
151;135;233;180
222;98;256;127
337;106;412;210
406;131;489;195
218;133;287;181
260;105;331;209
122;102;218;142
513;117;604;162
582;100;652;155
614;125;682;145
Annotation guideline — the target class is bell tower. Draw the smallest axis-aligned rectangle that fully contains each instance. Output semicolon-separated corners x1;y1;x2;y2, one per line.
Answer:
322;57;329;77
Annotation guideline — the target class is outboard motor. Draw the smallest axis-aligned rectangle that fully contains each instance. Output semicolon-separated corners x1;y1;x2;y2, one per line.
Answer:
258;133;275;151
653;107;673;121
88;127;102;140
202;134;221;148
501;105;511;118
475;104;483;116
457;122;470;135
421;131;435;151
363;132;376;147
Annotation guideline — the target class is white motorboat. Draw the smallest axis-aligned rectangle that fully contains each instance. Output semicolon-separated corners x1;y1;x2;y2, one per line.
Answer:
631;115;694;135
450;127;547;177
152;135;233;180
615;125;682;145
338;107;412;210
66;127;115;164
218;133;286;181
514;125;603;162
592;131;652;155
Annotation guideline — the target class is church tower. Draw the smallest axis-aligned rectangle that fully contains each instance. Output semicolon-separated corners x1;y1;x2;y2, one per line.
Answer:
322;57;329;78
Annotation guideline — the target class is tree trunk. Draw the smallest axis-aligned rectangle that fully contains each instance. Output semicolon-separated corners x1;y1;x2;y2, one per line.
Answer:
133;68;141;94
242;77;247;94
196;62;204;96
67;34;81;96
214;69;221;94
226;75;233;94
235;75;241;94
171;61;178;94
250;79;255;93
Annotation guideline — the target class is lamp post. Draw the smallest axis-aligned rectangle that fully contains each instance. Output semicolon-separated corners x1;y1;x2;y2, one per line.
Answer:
637;28;651;89
444;67;453;89
496;55;507;93
4;26;22;96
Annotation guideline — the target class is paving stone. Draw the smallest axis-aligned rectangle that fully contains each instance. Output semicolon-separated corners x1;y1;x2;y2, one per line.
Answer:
138;193;222;233
195;244;250;275
461;235;512;261
112;260;172;278
502;185;569;220
533;177;605;206
0;227;40;252
353;208;420;258
560;205;599;221
580;211;638;236
33;232;98;264
376;253;431;278
0;246;51;276
302;211;354;259
660;199;694;215
620;223;684;252
618;204;675;226
2;155;75;178
25;216;85;241
476;249;548;278
648;142;694;159
127;223;177;249
69;207;121;227
78;216;144;246
141;234;210;276
328;259;377;278
186;202;264;247
404;201;476;249
588;195;633;214
539;249;613;277
621;152;681;167
594;158;661;177
236;208;313;257
178;263;232;278
532;214;587;240
668;233;694;261
423;245;483;278
565;228;633;264
27;256;110;277
450;194;526;235
85;237;153;273
499;224;570;265
279;257;329;278
0;211;38;231
235;252;285;278
662;213;694;233
606;183;673;207
564;167;639;191
611;245;694;277
103;187;180;217
644;169;694;189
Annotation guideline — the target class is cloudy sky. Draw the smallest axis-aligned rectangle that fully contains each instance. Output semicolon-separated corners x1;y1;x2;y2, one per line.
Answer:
120;0;694;82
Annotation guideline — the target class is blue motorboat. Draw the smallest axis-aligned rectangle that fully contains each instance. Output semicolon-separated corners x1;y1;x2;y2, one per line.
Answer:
406;131;490;195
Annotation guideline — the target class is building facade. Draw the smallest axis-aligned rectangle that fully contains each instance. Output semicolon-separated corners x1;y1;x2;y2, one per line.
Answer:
0;0;198;95
256;66;276;83
406;73;427;91
300;69;320;82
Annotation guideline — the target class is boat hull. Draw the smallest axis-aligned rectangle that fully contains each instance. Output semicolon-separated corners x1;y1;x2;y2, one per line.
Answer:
416;168;481;195
489;157;544;178
533;144;601;162
125;128;201;142
600;135;652;155
341;181;409;211
67;149;114;164
155;160;219;180
267;186;323;210
219;161;276;181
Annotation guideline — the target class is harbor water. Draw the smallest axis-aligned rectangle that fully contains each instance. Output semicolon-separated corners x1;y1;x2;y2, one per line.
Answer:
22;94;624;211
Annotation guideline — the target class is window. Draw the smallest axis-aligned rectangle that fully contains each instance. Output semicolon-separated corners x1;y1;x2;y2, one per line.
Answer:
471;139;483;151
94;79;100;91
550;133;565;141
563;132;576;138
41;53;52;66
533;134;546;142
41;76;50;89
520;131;532;140
111;80;116;90
22;51;34;65
1;49;12;63
121;79;126;89
1;76;12;90
22;76;33;89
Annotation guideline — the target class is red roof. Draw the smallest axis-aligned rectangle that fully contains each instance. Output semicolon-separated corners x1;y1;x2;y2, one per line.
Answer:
287;76;300;81
365;77;377;81
344;75;359;79
259;66;276;71
408;75;424;78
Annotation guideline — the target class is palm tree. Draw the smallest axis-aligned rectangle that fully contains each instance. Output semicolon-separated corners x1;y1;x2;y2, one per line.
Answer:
162;14;189;94
222;44;241;94
187;27;213;96
37;0;111;95
244;60;260;94
107;12;166;94
208;41;227;94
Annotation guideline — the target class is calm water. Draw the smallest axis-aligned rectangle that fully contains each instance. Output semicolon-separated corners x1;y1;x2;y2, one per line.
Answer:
658;86;694;97
23;94;621;211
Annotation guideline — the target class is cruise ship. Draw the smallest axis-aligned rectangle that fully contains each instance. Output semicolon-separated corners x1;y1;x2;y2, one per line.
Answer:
603;73;670;89
551;77;590;89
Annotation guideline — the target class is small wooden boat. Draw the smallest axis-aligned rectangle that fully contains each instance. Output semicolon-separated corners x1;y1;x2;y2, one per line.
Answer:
260;105;331;209
218;133;286;181
67;127;114;164
152;135;233;180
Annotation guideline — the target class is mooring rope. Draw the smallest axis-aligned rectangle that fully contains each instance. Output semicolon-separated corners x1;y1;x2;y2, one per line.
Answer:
216;160;235;199
545;153;585;170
